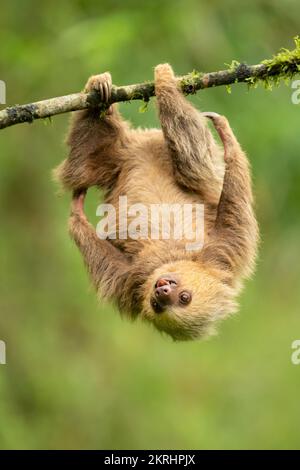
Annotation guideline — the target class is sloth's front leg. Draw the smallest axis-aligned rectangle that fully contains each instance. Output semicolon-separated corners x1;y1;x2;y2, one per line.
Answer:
154;63;222;200
54;73;127;192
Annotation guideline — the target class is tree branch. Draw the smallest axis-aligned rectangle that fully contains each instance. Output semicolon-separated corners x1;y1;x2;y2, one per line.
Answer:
1;38;300;130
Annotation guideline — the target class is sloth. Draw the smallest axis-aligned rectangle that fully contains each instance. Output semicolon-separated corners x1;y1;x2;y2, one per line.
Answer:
54;64;259;341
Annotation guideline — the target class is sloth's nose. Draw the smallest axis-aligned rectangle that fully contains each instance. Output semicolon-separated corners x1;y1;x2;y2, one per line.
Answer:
155;284;172;305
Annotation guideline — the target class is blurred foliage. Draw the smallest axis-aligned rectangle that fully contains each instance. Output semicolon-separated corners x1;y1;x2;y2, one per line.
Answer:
1;0;300;450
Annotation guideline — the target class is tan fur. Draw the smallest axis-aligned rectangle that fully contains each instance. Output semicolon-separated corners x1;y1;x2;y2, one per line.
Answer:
54;65;259;341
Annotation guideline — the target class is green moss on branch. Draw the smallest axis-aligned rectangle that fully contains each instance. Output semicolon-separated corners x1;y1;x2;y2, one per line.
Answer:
1;37;300;130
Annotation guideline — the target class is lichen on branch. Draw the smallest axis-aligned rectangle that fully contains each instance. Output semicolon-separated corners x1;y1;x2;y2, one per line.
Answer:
0;37;300;130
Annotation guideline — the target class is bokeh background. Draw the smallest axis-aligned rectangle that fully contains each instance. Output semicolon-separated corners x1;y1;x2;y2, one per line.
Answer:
1;0;300;450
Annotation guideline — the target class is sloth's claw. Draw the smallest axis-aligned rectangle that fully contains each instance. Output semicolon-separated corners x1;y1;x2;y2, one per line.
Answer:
202;111;221;120
84;72;112;103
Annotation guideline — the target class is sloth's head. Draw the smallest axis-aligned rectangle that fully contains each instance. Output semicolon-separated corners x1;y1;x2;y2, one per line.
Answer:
141;260;237;341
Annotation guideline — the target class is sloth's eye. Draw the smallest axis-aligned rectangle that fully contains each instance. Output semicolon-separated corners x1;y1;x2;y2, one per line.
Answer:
179;291;192;305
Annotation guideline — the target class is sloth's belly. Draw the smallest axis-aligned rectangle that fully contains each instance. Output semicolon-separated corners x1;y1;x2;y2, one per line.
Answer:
101;160;214;257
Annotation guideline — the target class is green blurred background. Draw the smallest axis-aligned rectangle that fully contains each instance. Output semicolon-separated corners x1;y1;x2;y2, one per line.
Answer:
1;0;300;450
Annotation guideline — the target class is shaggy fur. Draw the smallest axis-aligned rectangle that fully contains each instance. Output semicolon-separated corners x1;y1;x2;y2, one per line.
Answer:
54;65;259;341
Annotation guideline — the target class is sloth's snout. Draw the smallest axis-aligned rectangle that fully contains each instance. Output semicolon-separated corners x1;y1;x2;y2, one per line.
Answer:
151;275;178;312
155;284;172;304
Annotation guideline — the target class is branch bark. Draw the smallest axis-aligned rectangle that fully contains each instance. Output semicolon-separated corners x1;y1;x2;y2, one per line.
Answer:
1;45;300;130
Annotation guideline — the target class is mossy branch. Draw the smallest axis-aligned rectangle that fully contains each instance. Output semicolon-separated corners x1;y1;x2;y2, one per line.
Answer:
1;37;300;130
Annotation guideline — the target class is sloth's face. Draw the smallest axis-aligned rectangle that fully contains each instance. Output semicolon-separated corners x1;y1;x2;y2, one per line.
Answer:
150;274;193;315
141;260;236;341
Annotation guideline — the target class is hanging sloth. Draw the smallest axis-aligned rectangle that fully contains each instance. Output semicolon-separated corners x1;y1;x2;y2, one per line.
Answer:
54;64;258;341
